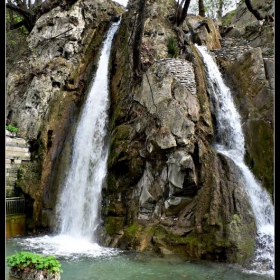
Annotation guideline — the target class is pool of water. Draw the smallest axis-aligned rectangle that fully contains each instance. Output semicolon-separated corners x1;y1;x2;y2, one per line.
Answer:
6;236;274;280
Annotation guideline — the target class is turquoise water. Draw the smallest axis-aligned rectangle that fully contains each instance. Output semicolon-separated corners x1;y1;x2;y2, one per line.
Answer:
6;237;273;280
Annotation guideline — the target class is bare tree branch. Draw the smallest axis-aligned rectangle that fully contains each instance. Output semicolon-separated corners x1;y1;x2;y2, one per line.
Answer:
244;0;264;20
133;0;147;78
6;0;79;33
198;0;205;17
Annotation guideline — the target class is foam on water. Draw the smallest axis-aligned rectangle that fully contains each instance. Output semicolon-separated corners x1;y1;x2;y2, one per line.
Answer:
13;235;120;260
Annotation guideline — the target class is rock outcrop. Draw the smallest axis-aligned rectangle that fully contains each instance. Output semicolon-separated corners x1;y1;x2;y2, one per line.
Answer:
100;0;260;263
221;0;274;57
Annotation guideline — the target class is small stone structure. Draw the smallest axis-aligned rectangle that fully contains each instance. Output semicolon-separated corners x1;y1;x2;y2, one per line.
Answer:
6;130;31;197
156;58;197;95
9;270;61;280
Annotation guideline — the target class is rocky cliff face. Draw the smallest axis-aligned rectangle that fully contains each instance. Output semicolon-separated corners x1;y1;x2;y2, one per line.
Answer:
6;0;125;230
216;0;274;197
100;0;266;263
6;0;273;264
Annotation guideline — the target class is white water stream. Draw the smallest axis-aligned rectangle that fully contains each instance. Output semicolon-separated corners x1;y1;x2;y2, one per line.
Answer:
55;24;117;242
196;45;274;276
14;19;123;260
54;18;121;241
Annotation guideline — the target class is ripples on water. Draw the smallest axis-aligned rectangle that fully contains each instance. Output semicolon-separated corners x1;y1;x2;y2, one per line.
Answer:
6;236;274;280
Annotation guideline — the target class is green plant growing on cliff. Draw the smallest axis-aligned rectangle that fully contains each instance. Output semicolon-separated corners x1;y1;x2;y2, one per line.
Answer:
166;36;179;58
6;251;63;275
222;10;236;25
6;125;18;133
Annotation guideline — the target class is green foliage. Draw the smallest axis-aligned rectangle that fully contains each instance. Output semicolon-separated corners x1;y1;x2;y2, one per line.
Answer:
6;251;63;274
166;36;179;58
6;125;19;133
126;222;138;234
222;9;236;25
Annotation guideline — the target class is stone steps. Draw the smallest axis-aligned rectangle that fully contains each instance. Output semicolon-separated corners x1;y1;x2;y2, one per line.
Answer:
6;146;30;153
6;137;28;146
6;167;19;174
6;186;15;197
6;154;31;161
5;132;31;197
6;179;16;187
6;174;18;180
6;163;21;169
6;132;31;162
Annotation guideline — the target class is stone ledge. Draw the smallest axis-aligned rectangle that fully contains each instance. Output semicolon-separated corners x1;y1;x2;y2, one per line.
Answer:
6;154;31;160
6;146;30;153
6;143;30;148
6;181;16;186
6;137;27;145
6;163;22;169
5;167;20;172
6;175;18;181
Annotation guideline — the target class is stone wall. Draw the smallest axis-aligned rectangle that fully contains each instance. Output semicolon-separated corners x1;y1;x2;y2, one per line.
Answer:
6;214;26;238
6;131;31;197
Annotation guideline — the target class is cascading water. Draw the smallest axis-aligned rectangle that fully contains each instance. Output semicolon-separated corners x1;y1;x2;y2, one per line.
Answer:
55;21;119;243
53;19;121;251
195;44;274;276
12;19;123;260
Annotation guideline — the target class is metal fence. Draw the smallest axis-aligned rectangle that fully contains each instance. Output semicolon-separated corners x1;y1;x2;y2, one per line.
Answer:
6;197;25;215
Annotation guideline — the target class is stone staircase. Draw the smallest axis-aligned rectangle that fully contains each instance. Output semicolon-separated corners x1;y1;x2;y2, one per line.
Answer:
6;131;31;197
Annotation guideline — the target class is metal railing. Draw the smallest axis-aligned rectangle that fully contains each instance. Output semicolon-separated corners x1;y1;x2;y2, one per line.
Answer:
6;197;25;215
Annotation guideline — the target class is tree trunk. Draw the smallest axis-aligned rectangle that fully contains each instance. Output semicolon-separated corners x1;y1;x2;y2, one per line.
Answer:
198;0;205;17
6;0;79;33
7;0;15;26
217;0;224;20
176;0;191;26
133;0;147;77
244;0;264;21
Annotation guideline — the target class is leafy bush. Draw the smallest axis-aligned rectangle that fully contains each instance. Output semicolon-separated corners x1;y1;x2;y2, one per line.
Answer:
6;125;19;133
166;36;179;58
6;251;63;274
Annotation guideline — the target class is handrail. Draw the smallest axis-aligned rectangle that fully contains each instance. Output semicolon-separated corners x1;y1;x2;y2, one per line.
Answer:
6;197;25;215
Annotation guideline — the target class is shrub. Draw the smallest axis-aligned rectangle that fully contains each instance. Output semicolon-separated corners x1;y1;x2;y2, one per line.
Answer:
6;125;19;133
166;36;179;58
6;251;63;275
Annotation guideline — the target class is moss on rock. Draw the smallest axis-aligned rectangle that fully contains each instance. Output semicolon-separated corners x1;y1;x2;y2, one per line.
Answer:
105;216;125;235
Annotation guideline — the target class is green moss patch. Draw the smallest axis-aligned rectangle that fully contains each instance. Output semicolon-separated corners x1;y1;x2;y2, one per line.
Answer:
105;216;125;235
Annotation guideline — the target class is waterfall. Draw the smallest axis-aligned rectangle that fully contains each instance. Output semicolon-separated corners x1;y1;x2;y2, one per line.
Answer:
195;44;274;276
11;4;128;259
55;20;121;241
